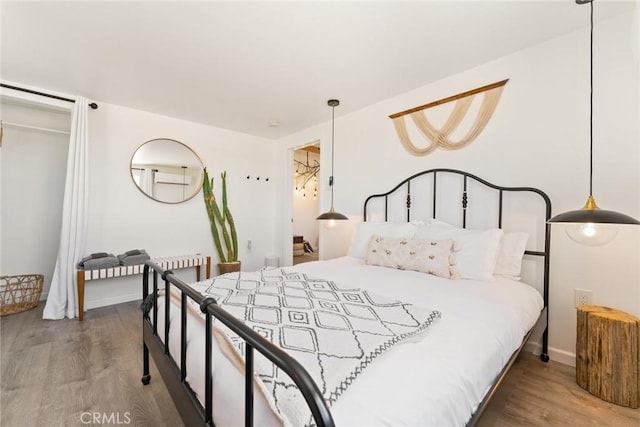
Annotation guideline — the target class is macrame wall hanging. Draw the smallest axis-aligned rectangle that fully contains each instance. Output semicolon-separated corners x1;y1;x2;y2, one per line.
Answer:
389;79;508;156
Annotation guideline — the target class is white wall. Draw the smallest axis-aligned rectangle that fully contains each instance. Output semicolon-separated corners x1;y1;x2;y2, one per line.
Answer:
0;100;71;297
1;94;281;312
278;12;639;365
82;102;279;309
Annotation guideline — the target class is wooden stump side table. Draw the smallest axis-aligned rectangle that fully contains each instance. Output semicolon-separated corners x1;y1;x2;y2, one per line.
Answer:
576;305;639;408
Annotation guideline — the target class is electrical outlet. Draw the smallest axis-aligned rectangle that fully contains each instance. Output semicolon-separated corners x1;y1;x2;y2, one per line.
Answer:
247;240;252;250
574;289;592;307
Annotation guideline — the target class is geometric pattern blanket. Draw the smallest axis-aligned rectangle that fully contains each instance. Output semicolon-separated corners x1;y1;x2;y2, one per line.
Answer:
192;267;441;426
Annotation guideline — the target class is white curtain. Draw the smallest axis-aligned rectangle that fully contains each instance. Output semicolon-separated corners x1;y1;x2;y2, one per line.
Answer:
43;97;90;319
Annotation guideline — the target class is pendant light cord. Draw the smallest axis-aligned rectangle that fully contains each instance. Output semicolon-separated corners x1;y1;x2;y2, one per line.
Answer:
589;0;593;197
330;102;336;207
317;99;347;220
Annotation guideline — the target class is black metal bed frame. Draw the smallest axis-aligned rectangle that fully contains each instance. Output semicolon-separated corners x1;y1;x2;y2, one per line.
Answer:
141;168;551;427
141;263;335;427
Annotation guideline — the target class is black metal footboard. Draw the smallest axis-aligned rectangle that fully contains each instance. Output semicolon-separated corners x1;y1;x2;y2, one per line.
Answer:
140;261;335;427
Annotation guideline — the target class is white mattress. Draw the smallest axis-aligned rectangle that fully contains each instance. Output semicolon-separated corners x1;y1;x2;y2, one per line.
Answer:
154;256;543;427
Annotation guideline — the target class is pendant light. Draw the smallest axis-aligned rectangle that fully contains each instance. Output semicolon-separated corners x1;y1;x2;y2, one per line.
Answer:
317;99;348;222
548;0;639;246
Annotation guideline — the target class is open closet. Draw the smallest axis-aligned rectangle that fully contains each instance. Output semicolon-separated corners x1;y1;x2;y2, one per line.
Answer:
1;98;71;299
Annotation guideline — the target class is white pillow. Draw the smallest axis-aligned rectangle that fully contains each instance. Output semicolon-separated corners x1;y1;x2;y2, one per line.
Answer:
494;232;528;280
364;235;460;279
411;218;458;228
428;218;457;227
348;222;417;259
414;225;503;281
411;218;455;227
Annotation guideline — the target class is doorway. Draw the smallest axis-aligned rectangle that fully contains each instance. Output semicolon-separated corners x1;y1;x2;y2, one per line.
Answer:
291;143;320;265
0;99;70;297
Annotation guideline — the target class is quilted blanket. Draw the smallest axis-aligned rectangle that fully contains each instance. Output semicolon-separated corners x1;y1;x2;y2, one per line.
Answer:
195;267;441;426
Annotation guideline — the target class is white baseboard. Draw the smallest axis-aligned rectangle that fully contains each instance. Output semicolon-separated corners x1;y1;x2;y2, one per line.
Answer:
524;340;541;356
40;290;140;312
548;347;576;367
525;340;576;367
85;292;140;311
40;292;142;311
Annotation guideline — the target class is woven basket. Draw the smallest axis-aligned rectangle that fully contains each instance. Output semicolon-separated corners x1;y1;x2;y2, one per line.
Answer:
293;243;305;257
0;274;44;316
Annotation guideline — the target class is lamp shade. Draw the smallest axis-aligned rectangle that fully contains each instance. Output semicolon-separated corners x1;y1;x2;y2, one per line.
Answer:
549;196;639;246
316;207;349;221
549;208;640;225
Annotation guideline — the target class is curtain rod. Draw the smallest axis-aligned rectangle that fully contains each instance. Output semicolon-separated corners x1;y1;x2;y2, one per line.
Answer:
0;83;98;110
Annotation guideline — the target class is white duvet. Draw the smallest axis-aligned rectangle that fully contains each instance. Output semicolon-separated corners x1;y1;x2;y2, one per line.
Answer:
154;256;543;427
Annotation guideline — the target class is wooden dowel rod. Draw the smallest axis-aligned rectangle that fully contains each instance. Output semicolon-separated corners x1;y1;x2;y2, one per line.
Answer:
389;79;509;119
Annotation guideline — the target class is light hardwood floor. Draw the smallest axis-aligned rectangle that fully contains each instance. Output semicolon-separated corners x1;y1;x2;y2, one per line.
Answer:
1;302;638;427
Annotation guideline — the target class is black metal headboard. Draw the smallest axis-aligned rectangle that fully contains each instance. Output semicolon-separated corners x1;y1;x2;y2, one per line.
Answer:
364;168;551;225
363;168;551;342
364;168;550;252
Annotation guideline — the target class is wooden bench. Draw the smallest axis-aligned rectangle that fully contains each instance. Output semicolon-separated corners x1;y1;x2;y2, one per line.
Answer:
77;254;211;321
577;305;639;408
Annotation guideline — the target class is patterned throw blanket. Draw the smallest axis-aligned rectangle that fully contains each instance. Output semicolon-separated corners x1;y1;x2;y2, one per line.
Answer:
195;268;441;426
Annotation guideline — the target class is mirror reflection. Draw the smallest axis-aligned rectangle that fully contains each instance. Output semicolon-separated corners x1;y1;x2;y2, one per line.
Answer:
130;138;204;204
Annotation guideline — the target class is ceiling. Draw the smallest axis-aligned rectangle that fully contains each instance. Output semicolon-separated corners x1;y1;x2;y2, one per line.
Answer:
1;1;635;139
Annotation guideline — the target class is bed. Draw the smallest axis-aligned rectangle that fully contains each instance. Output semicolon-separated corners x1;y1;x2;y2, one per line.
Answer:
140;168;551;427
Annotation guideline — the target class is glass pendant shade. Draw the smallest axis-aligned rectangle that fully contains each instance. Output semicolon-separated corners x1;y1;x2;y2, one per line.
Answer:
565;223;618;246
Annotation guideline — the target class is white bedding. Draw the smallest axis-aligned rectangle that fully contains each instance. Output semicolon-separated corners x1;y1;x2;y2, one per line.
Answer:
154;256;543;427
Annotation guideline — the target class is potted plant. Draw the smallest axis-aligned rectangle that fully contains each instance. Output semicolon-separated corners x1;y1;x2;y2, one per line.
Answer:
202;168;240;274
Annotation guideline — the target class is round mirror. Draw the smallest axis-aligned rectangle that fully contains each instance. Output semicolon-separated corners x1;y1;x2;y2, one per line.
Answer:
130;138;204;204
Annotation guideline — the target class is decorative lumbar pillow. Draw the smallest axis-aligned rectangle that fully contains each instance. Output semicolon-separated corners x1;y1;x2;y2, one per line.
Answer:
348;222;417;259
494;232;529;280
414;225;503;281
364;235;460;279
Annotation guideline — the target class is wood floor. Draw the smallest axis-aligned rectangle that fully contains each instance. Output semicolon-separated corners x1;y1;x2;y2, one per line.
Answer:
2;302;638;427
292;252;319;265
